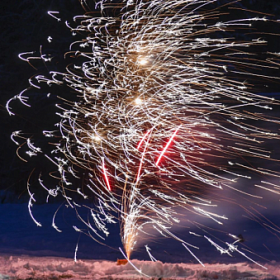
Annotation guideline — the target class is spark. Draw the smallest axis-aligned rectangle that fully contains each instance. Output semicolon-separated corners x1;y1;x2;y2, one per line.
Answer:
136;130;151;183
156;126;180;166
137;129;151;150
145;245;157;262
47;11;61;22
51;204;63;232
74;243;79;262
182;243;205;267
102;158;111;191
28;196;42;227
205;235;267;270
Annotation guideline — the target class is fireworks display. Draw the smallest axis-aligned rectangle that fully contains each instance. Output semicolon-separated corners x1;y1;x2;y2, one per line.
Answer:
6;0;280;268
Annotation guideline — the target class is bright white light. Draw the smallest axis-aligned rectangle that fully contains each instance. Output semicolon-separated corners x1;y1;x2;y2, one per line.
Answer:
92;135;101;142
134;97;143;105
138;57;148;65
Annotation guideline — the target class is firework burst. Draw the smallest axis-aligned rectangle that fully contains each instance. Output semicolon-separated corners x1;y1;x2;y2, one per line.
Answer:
7;0;280;268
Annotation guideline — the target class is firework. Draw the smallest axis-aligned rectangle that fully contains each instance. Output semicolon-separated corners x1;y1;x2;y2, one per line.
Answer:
7;0;280;268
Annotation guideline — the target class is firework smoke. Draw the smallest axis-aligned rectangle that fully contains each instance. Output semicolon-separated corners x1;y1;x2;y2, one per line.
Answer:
7;0;280;267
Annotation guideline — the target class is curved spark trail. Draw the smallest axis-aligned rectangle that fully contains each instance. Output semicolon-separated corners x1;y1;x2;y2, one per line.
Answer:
7;0;280;267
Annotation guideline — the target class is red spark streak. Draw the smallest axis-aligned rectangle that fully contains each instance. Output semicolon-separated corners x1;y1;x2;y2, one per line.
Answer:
102;159;111;191
137;129;151;150
156;126;180;166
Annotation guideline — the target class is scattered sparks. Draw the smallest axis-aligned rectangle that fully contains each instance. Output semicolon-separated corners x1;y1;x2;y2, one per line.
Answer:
8;0;280;267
